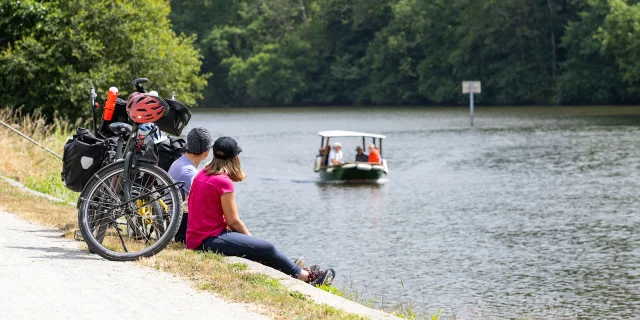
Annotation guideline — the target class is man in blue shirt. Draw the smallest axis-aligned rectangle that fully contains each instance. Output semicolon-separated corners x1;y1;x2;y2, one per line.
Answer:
168;127;213;243
355;146;368;162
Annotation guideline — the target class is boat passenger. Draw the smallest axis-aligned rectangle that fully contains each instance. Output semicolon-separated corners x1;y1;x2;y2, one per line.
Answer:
328;142;343;166
355;146;368;162
368;144;381;164
187;136;335;286
168;127;213;243
323;145;331;166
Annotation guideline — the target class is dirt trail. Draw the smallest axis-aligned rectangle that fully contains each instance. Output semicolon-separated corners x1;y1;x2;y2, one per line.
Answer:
0;212;267;320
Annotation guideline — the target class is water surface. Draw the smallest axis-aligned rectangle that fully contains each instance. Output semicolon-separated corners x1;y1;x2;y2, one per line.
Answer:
187;106;640;318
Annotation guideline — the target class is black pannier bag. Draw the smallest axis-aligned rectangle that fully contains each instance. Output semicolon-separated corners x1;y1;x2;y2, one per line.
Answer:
155;99;191;136
61;128;106;192
157;136;186;172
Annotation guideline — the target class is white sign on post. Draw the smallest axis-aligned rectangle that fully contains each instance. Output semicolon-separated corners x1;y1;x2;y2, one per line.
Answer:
462;81;481;126
462;81;481;94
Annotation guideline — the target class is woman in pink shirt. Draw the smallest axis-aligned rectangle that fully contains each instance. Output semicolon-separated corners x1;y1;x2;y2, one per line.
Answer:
187;137;335;286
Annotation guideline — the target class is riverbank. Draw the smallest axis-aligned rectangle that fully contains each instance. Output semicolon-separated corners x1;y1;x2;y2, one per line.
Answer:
0;109;409;319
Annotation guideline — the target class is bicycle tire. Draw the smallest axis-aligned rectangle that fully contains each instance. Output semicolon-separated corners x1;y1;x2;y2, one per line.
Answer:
77;161;182;261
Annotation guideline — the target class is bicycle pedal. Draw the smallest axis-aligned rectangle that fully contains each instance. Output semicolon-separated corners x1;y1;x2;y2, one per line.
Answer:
73;230;84;241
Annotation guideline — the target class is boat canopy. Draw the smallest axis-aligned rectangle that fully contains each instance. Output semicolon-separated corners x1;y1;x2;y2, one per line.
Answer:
318;130;386;139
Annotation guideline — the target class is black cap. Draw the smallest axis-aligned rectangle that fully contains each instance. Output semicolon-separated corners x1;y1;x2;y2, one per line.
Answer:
213;136;242;160
185;127;213;154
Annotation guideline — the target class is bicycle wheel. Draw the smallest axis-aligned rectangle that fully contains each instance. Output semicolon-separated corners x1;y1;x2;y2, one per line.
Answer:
77;161;182;261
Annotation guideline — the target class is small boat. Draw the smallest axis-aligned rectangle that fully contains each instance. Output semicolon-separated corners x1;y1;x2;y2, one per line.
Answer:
314;130;389;184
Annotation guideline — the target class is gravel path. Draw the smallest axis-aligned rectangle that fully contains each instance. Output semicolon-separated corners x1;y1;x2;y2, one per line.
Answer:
0;212;267;320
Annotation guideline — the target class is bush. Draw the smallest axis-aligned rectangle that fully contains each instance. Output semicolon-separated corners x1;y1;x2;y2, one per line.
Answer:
0;0;207;120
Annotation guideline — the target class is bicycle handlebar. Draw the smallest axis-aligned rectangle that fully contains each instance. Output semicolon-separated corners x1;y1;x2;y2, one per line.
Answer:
132;78;149;93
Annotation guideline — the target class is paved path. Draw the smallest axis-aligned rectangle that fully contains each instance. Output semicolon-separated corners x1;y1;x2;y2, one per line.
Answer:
0;212;267;320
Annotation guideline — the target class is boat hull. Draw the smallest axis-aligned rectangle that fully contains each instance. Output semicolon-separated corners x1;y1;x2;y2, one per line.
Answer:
318;164;387;184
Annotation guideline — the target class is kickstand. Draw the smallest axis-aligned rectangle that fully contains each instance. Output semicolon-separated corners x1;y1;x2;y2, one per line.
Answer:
113;223;128;253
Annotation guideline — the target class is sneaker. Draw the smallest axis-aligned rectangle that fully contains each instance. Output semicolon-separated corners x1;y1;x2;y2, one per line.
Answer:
294;256;305;268
307;268;336;286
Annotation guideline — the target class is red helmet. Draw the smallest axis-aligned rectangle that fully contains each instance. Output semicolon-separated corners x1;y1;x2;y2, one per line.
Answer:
126;93;169;124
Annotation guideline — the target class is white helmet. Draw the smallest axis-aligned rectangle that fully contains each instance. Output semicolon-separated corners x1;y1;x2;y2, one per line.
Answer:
138;123;168;144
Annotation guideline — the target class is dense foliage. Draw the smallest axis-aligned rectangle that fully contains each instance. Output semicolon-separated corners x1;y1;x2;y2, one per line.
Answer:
0;0;207;119
170;0;640;106
4;0;640;115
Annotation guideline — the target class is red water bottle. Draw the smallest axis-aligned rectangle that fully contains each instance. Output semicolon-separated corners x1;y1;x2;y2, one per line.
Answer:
103;87;118;121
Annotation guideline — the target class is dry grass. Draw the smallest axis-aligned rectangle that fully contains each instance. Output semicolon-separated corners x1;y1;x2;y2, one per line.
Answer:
0;108;80;202
0;179;77;236
0;108;365;320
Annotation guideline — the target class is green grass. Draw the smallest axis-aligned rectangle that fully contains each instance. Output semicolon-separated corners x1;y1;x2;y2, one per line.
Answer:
319;285;344;297
228;261;248;272
24;171;78;203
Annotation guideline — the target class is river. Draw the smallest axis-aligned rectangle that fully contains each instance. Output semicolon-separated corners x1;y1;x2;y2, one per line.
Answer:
186;106;640;318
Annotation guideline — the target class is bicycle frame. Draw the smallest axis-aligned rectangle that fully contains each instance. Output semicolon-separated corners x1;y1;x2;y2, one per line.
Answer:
122;124;137;202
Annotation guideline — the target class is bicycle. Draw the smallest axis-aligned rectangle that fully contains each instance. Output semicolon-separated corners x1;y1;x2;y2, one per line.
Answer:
77;78;184;261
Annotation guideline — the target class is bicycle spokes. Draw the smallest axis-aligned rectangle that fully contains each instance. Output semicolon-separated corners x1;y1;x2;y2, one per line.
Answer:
80;163;181;259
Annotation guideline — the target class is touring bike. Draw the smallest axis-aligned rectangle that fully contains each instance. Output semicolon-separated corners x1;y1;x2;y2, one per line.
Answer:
77;78;184;261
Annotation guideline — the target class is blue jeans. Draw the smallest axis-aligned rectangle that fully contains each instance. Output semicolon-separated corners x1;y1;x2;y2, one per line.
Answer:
197;230;302;278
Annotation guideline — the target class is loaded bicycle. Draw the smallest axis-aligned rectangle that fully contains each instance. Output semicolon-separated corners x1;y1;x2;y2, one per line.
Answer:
75;78;190;261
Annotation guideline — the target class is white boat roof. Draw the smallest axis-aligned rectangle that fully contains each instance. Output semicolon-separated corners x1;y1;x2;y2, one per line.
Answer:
318;130;386;139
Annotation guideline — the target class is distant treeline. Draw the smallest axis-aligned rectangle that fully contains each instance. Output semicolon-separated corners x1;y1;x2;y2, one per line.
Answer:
170;0;640;107
5;1;640;120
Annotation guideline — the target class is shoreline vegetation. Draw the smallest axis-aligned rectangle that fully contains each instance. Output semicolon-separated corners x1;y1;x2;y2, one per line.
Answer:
0;109;439;319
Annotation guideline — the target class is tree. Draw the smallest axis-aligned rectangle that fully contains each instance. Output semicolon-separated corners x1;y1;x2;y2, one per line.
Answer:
597;0;640;100
0;0;207;119
360;0;455;105
556;0;624;104
311;0;397;104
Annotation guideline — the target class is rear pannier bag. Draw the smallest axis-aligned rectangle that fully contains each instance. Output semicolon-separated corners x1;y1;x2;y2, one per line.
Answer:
157;136;186;172
61;128;105;192
155;99;191;136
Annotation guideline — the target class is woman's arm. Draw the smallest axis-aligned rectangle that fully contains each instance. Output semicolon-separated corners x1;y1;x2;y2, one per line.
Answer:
221;192;251;236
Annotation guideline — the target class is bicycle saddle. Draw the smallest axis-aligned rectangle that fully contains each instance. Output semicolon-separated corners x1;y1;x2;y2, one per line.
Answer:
108;122;133;135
